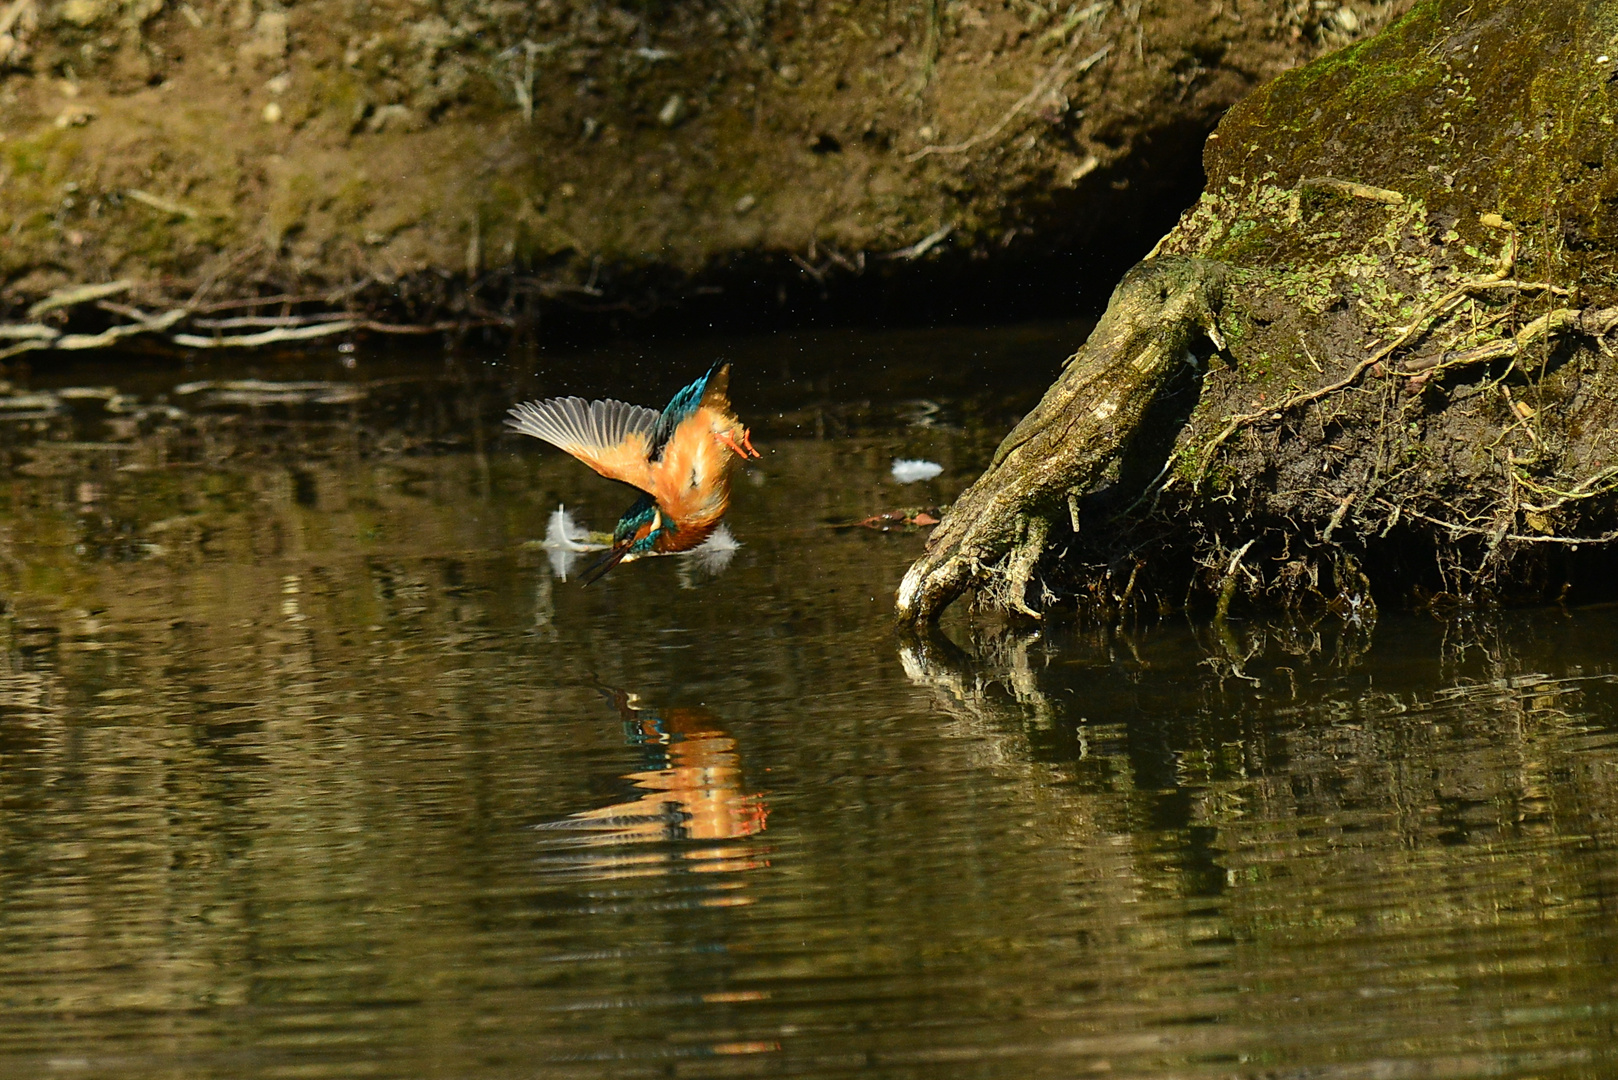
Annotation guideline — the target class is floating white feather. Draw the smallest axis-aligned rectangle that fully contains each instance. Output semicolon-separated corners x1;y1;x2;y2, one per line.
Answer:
891;458;943;483
544;505;603;551
542;505;608;580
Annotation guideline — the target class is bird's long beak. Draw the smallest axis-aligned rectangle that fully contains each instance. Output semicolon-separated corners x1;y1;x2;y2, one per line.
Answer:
580;544;631;585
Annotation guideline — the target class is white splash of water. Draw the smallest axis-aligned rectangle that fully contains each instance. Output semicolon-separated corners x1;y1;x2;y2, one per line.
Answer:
683;522;740;576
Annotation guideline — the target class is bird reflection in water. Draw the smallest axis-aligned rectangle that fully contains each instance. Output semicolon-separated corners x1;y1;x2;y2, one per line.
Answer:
535;686;769;885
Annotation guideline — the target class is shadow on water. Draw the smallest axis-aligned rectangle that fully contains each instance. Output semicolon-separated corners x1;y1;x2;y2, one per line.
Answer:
0;326;1613;1077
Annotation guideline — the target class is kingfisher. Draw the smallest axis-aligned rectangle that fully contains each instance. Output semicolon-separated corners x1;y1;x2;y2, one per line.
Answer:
506;364;759;583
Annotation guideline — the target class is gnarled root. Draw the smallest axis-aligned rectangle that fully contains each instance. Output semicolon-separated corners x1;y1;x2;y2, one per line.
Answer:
896;256;1228;624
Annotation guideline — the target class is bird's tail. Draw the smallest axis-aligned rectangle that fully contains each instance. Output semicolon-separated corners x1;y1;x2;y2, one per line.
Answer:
700;363;731;409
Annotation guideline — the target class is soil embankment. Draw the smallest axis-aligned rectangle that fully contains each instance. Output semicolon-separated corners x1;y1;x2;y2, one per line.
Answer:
0;1;1401;337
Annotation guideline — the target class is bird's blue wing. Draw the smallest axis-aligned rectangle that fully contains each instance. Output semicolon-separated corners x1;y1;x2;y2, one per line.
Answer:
649;364;728;462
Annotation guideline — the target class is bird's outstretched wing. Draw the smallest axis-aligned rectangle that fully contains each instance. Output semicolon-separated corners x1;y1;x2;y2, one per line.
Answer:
506;396;662;490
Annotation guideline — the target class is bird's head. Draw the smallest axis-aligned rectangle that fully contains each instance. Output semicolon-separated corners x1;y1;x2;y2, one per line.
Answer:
613;493;674;562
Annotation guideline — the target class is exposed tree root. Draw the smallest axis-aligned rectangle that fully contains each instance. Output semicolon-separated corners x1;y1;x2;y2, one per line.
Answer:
898;243;1618;626
895;256;1227;623
891;0;1618;628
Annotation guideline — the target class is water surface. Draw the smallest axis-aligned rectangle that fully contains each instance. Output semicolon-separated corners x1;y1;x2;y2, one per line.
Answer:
0;323;1614;1078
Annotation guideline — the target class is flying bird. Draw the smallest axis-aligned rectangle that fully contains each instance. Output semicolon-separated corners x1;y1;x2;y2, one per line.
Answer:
506;364;758;583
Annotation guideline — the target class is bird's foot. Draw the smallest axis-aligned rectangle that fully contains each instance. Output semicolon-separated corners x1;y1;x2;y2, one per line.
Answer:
719;428;761;460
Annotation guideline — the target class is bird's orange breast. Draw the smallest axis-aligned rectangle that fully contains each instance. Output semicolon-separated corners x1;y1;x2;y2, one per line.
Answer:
647;406;737;539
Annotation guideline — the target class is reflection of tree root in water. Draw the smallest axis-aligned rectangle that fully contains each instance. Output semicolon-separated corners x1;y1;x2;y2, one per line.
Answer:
1196;608;1374;693
895;607;1617;830
899;611;1377;735
896;610;1618;942
899;622;1061;735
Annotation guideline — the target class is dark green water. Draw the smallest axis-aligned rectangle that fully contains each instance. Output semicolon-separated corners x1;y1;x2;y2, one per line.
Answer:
0;323;1614;1078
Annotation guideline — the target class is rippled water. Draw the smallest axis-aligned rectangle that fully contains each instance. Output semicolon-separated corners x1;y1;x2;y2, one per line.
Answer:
0;324;1615;1078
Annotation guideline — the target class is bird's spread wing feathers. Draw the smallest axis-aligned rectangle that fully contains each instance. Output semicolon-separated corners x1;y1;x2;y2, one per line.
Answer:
507;396;660;451
506;396;661;488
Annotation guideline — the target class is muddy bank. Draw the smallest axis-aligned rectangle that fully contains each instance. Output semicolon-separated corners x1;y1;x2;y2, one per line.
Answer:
0;1;1404;342
899;0;1618;624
